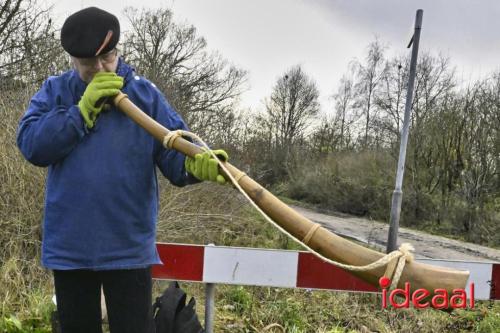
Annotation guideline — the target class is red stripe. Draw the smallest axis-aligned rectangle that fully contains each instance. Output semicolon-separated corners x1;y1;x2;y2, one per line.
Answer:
491;263;500;300
296;252;377;292
152;243;204;281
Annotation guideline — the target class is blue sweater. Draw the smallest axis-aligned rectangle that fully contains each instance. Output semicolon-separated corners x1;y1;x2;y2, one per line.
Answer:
17;59;196;270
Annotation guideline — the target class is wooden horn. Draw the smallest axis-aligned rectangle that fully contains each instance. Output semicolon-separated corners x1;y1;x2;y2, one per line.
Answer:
113;92;469;295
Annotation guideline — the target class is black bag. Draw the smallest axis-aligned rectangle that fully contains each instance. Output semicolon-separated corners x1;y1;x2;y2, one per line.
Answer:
153;281;204;333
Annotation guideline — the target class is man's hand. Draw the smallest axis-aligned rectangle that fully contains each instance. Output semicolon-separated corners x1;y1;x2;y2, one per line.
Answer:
185;149;228;185
78;72;124;128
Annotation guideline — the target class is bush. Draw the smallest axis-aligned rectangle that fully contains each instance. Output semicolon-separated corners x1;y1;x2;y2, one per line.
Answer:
286;151;394;220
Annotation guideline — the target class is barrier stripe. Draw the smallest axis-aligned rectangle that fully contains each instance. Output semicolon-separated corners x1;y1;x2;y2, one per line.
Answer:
492;264;500;300
153;243;204;281
203;246;298;287
153;243;499;300
296;252;377;292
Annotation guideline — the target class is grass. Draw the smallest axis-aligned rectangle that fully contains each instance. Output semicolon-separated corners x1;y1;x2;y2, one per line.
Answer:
163;281;500;332
1;87;499;332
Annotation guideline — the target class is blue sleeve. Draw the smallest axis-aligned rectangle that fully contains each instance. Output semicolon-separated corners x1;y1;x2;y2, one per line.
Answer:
16;79;86;167
152;90;200;187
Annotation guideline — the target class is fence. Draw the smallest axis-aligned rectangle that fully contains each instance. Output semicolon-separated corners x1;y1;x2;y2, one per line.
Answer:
153;243;500;332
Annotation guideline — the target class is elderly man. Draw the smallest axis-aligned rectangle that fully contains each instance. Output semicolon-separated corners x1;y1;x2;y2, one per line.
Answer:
17;6;226;333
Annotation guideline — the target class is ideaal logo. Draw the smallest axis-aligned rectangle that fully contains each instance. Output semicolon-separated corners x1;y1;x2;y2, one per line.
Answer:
379;277;475;309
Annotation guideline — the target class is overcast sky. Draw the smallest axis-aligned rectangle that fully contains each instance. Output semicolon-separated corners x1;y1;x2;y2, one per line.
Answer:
51;0;500;114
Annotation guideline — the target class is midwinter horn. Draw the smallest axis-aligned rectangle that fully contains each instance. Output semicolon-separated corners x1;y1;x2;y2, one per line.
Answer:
112;92;469;295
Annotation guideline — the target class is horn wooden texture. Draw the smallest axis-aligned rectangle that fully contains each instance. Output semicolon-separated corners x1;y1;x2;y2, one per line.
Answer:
113;92;469;295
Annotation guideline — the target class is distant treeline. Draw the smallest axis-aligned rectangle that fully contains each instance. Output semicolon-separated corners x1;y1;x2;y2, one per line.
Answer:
1;1;499;246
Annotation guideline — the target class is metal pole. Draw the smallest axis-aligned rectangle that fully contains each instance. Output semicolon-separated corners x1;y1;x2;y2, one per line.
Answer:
205;283;215;333
205;243;216;333
387;9;423;253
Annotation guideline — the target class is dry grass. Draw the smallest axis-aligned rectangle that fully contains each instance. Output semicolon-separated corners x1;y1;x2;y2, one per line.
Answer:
156;180;291;249
0;86;49;318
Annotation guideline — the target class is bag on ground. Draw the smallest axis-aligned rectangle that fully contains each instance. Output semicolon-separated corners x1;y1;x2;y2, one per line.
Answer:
153;281;204;333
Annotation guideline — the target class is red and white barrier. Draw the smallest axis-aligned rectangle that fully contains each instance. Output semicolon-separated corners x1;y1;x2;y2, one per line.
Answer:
152;243;500;301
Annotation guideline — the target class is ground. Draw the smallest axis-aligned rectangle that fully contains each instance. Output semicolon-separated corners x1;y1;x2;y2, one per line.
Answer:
289;205;500;262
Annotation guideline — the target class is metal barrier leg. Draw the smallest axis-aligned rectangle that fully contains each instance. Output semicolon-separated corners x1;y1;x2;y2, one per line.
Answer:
205;283;216;333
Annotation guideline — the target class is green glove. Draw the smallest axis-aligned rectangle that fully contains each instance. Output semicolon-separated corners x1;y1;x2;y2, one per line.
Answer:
78;72;124;128
185;149;228;185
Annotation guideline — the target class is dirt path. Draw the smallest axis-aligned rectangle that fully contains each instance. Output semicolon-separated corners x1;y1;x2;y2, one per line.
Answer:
289;205;500;262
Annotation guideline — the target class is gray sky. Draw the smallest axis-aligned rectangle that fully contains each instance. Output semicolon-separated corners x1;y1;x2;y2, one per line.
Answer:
51;0;500;114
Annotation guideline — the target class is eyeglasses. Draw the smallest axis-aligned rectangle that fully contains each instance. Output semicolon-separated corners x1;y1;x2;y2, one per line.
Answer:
77;49;118;67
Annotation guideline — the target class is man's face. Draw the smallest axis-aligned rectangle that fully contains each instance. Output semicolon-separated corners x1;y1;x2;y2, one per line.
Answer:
71;49;119;83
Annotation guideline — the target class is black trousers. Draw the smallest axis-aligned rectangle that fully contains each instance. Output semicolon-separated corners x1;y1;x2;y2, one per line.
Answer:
53;267;155;333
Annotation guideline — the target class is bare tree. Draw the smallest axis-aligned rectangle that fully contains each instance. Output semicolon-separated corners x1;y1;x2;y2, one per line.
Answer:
490;72;500;193
332;73;356;150
457;78;499;236
413;54;455;118
265;65;319;148
210;107;246;150
0;0;65;86
0;0;23;58
406;54;456;218
374;55;409;145
261;65;319;177
311;72;357;155
122;7;247;139
352;39;388;148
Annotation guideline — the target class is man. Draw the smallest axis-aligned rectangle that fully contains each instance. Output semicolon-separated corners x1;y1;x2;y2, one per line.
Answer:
16;7;227;333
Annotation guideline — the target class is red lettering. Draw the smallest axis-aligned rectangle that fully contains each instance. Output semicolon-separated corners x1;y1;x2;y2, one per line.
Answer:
380;281;476;310
470;283;474;308
390;282;410;308
382;289;388;308
450;289;467;308
379;276;391;289
431;289;449;309
412;289;430;308
379;277;391;308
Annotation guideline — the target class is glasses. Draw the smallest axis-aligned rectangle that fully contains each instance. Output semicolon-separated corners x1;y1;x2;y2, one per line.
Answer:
77;49;118;67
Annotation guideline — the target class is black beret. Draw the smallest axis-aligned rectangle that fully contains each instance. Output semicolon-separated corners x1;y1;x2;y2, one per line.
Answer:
61;7;120;58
